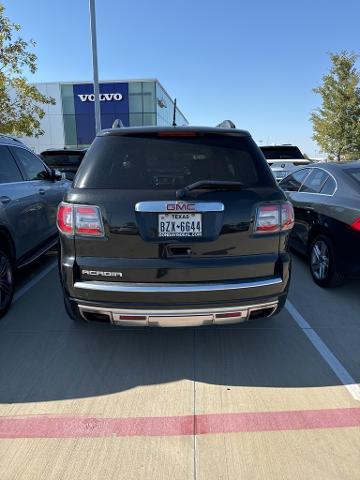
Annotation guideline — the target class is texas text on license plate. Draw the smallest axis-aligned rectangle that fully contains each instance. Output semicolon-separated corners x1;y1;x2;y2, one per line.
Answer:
158;213;202;237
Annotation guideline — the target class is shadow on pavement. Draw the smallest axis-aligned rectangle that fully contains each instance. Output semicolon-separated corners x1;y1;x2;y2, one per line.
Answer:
0;250;358;403
0;298;354;403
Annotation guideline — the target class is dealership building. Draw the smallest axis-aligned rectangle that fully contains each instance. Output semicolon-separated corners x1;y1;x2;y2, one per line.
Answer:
20;79;189;153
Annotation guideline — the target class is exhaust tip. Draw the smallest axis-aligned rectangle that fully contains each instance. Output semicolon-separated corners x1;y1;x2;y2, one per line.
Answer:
249;306;277;320
80;309;111;324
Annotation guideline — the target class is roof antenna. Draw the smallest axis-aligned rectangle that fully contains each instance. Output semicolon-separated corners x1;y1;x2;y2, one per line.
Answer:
112;118;124;128
172;98;177;127
216;120;236;129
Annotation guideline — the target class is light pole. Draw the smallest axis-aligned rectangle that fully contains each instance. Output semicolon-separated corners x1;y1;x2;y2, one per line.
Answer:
89;0;101;133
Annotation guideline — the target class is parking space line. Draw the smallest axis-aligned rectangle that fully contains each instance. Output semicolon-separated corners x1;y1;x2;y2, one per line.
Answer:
286;300;360;401
13;259;58;304
1;407;360;439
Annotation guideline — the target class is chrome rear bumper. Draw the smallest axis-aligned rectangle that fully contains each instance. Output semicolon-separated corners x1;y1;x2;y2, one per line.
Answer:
78;300;279;327
74;277;282;293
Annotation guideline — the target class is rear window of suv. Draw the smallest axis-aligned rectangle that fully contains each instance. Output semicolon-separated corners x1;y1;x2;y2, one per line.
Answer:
260;146;304;160
42;152;85;167
75;134;275;189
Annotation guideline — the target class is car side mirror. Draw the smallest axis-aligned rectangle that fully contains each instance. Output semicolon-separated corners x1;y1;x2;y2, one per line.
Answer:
51;168;63;181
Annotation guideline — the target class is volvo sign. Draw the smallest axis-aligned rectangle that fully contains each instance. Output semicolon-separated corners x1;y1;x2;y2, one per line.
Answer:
78;93;123;102
73;82;129;145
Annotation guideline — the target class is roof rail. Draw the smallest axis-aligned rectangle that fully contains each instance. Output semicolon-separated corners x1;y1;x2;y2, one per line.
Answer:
216;120;236;129
0;133;22;143
112;118;124;128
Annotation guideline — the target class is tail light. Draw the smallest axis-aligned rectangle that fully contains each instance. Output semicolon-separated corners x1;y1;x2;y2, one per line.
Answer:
254;202;294;234
57;203;104;237
281;202;295;231
351;218;360;232
255;205;280;233
57;204;73;234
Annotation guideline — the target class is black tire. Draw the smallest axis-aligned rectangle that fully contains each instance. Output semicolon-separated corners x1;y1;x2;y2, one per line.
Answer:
63;294;84;323
309;234;345;288
0;249;15;319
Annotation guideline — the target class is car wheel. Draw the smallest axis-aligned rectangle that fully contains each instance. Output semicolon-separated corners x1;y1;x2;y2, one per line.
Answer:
0;249;15;319
309;235;345;288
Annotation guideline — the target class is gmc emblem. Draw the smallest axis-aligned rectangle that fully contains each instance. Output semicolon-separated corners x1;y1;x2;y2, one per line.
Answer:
166;203;196;211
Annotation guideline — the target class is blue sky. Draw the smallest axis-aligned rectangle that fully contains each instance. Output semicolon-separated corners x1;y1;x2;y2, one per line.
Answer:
3;0;360;156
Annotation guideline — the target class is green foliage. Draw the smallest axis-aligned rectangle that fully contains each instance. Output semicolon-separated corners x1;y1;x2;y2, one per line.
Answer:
0;4;54;137
311;51;360;161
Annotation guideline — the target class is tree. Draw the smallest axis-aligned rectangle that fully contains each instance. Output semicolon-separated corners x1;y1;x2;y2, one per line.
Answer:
311;51;360;161
0;4;54;137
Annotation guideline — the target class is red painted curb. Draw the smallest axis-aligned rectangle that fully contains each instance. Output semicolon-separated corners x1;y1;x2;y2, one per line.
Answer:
196;407;360;434
0;407;359;439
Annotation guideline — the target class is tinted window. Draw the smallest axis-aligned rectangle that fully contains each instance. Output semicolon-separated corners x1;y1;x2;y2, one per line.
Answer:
300;169;329;193
279;169;309;192
345;168;360;186
0;146;23;184
12;148;49;181
42;153;84;167
320;176;336;195
260;146;304;160
76;135;275;189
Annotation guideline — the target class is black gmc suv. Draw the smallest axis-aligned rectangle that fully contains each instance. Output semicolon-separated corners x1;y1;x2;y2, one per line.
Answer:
57;126;294;327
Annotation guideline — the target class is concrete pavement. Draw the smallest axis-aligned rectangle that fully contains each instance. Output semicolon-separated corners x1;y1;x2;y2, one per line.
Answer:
0;252;359;479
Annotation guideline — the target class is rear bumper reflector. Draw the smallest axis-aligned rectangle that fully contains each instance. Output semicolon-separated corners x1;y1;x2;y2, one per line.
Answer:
78;301;279;327
73;277;283;293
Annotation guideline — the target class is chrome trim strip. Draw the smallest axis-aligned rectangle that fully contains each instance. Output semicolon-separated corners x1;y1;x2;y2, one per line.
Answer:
135;201;224;213
74;277;282;293
78;300;279;327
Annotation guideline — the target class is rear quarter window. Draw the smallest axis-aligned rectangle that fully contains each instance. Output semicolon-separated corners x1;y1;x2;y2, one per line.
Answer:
300;169;329;194
75;134;276;189
42;153;84;167
279;169;310;192
0;146;23;184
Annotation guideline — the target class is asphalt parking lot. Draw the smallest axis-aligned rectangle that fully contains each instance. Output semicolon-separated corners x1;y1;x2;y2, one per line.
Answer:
0;251;359;480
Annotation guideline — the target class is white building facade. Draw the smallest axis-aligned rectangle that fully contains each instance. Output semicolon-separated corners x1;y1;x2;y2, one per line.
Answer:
20;79;188;153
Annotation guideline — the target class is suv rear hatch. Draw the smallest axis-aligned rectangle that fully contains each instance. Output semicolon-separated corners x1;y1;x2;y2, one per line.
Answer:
260;145;309;180
41;150;86;180
68;130;285;284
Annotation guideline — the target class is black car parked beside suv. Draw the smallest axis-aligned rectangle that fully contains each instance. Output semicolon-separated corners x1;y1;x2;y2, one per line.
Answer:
41;148;87;181
0;135;70;317
57;125;294;327
279;162;360;287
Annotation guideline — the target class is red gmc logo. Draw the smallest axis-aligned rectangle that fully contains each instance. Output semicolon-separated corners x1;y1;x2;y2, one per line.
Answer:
166;203;196;211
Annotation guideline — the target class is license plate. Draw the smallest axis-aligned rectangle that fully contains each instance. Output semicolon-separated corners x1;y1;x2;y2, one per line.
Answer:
158;213;202;237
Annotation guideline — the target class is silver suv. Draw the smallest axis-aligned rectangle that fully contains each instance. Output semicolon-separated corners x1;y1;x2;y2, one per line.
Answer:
260;145;310;181
0;135;70;317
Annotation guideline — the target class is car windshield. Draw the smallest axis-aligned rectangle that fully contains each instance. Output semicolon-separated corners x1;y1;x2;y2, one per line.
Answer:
75;134;275;189
345;167;360;186
260;146;304;160
42;153;84;167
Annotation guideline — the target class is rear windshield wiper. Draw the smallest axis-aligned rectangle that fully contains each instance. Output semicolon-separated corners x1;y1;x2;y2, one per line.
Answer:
176;180;243;199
